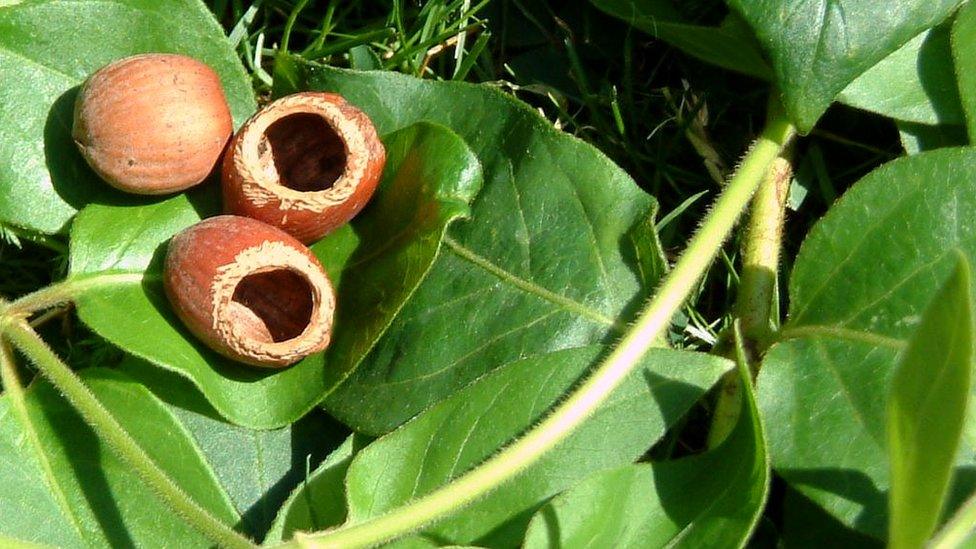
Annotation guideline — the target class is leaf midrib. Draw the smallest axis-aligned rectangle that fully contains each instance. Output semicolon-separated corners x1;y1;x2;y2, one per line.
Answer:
776;324;906;350
443;236;621;330
773;324;903;450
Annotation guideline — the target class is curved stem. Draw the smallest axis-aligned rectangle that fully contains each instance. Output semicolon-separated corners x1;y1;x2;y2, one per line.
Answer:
708;150;793;448
286;104;795;549
734;153;793;342
4;273;146;317
2;320;255;549
0;224;68;255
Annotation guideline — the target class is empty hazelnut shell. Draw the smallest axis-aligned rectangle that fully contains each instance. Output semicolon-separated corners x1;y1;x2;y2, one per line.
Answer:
164;215;334;368
221;92;386;243
72;53;233;195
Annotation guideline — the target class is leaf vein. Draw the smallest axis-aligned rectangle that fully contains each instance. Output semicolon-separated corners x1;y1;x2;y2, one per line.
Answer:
443;236;619;328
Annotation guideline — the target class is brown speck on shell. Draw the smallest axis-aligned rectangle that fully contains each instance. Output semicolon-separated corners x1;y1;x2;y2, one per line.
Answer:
72;53;233;195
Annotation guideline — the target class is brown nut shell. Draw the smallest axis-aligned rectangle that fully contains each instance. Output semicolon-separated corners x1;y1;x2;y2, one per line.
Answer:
164;215;334;368
73;53;233;195
221;92;386;243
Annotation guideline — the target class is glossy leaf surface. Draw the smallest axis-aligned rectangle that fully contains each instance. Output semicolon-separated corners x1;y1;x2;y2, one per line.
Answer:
339;346;730;546
953;1;976;141
118;358;350;541
0;0;255;234
0;368;238;547
887;257;972;549
264;433;369;543
897;121;968;154
298;63;663;434
760;147;976;539
840;24;963;125
522;334;767;548
729;0;961;132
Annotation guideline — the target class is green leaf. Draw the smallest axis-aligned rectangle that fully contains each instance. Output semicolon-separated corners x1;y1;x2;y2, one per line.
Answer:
839;24;964;125
952;1;976;141
522;327;766;548
897;121;968;154
888;256;973;549
0;0;256;235
334;346;730;546
759;147;976;539
69;122;482;429
264;433;371;543
296;62;661;434
728;0;962;132
590;0;771;80
115;357;351;541
0;367;238;547
780;487;883;548
348;45;383;71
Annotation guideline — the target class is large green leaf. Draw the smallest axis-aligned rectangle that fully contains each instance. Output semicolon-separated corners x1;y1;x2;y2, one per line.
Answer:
779;487;883;547
295;62;663;434
839;24;964;125
522;331;767;548
590;0;771;79
0;0;255;235
728;0;962;132
897;121;968;154
264;433;370;543
759;147;976;539
69;122;482;429
952;1;976;141
887;257;972;549
335;346;730;546
0;367;238;547
115;357;350;541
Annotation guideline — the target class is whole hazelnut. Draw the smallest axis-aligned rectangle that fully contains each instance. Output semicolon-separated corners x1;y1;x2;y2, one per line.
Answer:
164;215;335;368
222;92;386;243
72;53;233;195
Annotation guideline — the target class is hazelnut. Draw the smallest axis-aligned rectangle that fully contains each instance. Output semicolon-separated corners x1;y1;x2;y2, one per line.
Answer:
163;215;335;368
222;92;386;243
72;53;233;195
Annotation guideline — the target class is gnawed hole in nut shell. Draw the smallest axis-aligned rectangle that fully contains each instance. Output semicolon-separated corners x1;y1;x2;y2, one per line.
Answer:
261;112;347;192
229;268;314;343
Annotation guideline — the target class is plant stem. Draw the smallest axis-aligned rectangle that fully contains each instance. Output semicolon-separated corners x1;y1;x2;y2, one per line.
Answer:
1;224;68;255
1;320;254;549
707;150;793;448
931;490;976;549
284;103;795;549
4;273;146;317
735;153;793;342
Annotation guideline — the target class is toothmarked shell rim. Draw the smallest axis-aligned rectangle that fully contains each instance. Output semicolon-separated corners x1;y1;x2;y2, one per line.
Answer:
233;94;367;212
210;240;334;365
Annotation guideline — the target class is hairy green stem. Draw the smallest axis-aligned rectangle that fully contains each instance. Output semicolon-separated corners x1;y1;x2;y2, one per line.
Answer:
4;273;145;317
734;154;792;342
1;320;254;549
1;224;68;255
708;151;793;448
284;105;795;549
